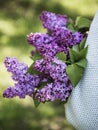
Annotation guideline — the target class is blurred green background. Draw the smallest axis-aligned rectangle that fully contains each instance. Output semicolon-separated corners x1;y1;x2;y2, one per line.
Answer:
0;0;98;130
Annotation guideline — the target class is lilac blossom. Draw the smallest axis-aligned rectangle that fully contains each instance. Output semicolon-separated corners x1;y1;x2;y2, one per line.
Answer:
27;27;83;61
34;58;72;102
4;11;86;103
27;33;53;47
52;27;83;47
40;11;69;31
35;81;73;102
37;42;59;60
52;27;83;57
49;58;68;83
4;57;28;81
3;57;72;102
34;58;68;81
27;33;59;60
3;57;41;98
72;32;83;44
33;59;46;73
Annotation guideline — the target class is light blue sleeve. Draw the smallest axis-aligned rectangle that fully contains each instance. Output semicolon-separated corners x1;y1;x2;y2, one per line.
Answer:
65;11;98;130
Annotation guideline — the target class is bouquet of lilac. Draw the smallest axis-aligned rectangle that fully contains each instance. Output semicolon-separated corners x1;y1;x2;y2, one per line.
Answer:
3;11;91;107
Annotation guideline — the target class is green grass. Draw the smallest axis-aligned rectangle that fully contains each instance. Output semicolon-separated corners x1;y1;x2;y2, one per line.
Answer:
0;0;98;129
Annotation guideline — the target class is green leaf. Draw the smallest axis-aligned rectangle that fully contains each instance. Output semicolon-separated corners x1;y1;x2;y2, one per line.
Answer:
28;50;43;75
69;48;81;63
27;63;41;75
69;46;88;63
79;46;88;58
67;18;74;26
75;16;91;29
39;79;52;89
79;38;86;50
65;59;71;65
33;98;40;108
72;44;79;52
56;52;66;61
66;64;83;87
27;63;33;74
75;58;87;68
67;23;75;32
30;50;43;62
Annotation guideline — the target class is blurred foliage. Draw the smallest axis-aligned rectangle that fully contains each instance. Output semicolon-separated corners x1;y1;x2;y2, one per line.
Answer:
0;0;98;130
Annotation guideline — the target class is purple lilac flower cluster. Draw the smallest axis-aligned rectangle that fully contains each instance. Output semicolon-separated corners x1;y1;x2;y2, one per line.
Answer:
40;11;68;31
3;11;84;103
27;33;58;60
3;57;41;98
34;58;73;102
27;31;83;59
27;12;83;59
